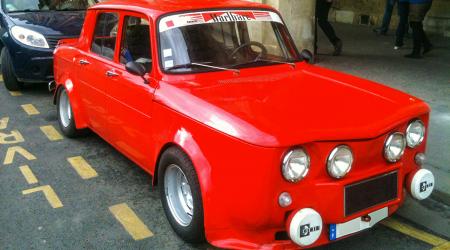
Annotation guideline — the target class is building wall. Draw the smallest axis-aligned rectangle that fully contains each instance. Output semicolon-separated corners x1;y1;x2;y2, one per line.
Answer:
329;0;450;37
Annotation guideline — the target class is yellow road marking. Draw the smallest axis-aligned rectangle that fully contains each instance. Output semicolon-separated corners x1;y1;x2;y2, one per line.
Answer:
432;242;450;250
0;75;3;81
21;104;40;115
9;91;22;96
22;185;63;208
0;130;24;144
381;218;448;247
19;165;38;184
109;203;154;240
3;146;37;165
0;117;9;129
40;125;63;141
67;156;98;179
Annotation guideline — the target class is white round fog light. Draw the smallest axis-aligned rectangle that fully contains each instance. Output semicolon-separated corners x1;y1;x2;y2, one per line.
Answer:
288;208;323;247
409;169;435;200
279;192;292;208
327;145;353;179
384;132;406;163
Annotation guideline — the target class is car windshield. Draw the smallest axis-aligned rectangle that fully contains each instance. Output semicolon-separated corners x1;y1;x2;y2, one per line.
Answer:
159;10;300;73
3;0;97;13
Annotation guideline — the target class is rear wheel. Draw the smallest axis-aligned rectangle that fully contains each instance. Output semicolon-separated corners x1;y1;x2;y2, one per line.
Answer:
158;147;206;243
57;87;83;137
1;47;24;91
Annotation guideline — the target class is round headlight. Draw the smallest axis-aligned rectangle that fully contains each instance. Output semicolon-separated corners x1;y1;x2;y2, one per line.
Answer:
406;120;425;148
327;145;353;179
384;132;406;163
282;148;310;183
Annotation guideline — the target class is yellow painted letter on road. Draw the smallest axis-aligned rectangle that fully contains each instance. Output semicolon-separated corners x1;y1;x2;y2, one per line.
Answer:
22;185;63;208
0;130;25;145
0;117;9;129
3;146;36;165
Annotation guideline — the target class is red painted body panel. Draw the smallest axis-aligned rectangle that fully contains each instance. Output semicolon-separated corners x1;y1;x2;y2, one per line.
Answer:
53;1;431;249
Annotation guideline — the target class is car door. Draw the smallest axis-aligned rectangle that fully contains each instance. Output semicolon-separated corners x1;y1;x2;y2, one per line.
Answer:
77;11;120;137
104;13;156;169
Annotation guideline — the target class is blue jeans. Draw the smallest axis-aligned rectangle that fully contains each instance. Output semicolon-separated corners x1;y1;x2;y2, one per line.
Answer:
380;0;398;32
396;2;409;46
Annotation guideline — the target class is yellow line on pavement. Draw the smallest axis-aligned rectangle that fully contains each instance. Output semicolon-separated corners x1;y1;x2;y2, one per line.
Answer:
40;125;63;141
0;117;9;129
381;218;448;247
9;91;22;96
21;104;40;115
109;203;154;240
19;165;38;184
432;242;450;250
22;185;63;208
3;146;37;165
67;156;98;179
0;75;3;82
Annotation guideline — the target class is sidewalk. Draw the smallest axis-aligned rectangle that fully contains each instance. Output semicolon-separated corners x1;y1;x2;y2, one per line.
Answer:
316;23;450;238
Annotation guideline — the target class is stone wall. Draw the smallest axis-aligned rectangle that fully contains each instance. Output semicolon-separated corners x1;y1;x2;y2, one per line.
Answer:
329;0;450;37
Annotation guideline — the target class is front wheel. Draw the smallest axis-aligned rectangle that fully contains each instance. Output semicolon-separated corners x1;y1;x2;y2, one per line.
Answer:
1;47;24;91
158;147;206;243
56;87;83;137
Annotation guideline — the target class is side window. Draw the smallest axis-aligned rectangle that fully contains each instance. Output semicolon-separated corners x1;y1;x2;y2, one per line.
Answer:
91;12;119;60
120;16;151;71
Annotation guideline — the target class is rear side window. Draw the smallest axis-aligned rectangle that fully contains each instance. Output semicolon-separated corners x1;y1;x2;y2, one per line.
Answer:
91;12;119;60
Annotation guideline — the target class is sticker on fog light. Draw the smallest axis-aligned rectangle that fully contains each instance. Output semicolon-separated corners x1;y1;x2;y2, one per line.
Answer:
300;224;321;237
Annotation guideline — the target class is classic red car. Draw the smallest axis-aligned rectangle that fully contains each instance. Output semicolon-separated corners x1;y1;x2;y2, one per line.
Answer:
52;0;435;249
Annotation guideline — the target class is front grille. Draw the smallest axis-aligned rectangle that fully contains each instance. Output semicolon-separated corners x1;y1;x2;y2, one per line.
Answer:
46;36;78;49
344;171;398;216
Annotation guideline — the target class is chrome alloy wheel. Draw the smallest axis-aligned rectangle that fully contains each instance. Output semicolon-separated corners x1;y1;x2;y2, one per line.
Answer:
164;164;194;226
59;89;72;128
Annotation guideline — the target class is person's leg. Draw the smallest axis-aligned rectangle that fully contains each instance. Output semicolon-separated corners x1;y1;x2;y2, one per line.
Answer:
421;3;433;54
380;0;396;34
407;21;423;58
395;2;409;48
406;3;432;58
316;0;342;55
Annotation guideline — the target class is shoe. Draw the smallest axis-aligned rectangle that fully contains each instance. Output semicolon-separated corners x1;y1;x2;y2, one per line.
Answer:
423;44;433;54
405;53;422;59
333;40;343;56
373;28;387;35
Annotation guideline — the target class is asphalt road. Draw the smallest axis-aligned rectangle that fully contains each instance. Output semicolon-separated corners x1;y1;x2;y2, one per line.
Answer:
0;81;447;250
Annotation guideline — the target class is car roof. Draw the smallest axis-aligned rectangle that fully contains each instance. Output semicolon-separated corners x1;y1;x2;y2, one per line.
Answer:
92;0;275;19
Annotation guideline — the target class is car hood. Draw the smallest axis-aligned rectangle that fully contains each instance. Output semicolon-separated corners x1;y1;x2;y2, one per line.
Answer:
155;63;430;147
7;11;86;37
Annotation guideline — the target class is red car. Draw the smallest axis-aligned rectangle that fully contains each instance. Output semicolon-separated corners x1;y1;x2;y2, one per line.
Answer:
52;0;435;249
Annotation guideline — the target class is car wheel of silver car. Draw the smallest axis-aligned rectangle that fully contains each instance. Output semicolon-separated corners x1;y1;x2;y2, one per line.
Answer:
158;147;205;243
57;87;84;138
1;47;24;91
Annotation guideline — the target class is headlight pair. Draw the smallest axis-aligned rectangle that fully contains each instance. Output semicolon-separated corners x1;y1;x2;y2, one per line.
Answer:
282;145;353;182
384;119;425;163
11;26;49;49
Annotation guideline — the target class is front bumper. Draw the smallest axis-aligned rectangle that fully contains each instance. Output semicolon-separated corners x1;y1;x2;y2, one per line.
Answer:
4;36;54;83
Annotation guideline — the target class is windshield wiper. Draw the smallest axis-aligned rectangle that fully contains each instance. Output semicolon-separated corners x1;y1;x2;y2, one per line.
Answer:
7;9;41;13
167;62;240;73
233;58;296;68
58;8;85;11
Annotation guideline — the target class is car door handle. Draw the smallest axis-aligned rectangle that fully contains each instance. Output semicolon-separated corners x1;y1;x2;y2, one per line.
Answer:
79;59;90;65
106;70;119;77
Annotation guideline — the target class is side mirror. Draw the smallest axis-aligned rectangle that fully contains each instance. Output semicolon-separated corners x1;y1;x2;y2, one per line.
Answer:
125;61;146;76
300;49;314;64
